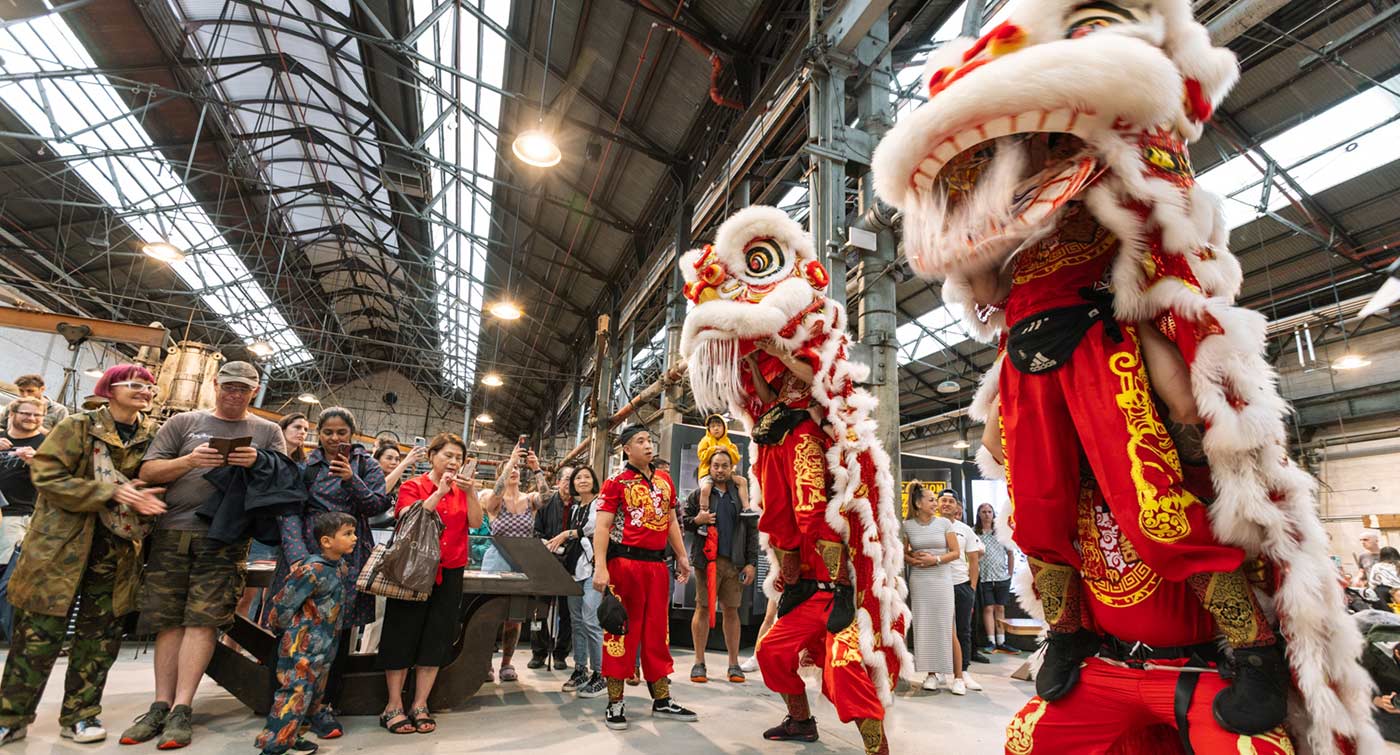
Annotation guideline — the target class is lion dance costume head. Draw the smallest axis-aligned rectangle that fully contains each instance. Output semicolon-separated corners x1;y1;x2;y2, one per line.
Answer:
872;1;1380;752
679;205;913;705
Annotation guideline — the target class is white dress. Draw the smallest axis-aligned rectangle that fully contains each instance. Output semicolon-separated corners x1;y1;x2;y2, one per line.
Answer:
903;516;955;674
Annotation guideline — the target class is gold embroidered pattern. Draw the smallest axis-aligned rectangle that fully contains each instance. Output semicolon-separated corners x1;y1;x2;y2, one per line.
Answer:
1236;726;1295;754
816;540;847;582
650;677;670;700
829;623;863;668
856;718;886;755
1011;207;1117;284
1076;477;1161;608
604;634;626;658
1006;698;1048;755
1195;570;1263;647
793;435;827;514
1029;558;1073;627
624;479;671;532
1108;332;1198;543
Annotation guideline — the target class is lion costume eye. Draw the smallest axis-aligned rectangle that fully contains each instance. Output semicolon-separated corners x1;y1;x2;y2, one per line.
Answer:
1065;2;1140;39
743;238;787;280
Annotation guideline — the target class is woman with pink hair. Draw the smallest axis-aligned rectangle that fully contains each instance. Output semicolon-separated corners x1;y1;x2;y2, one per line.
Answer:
0;365;167;745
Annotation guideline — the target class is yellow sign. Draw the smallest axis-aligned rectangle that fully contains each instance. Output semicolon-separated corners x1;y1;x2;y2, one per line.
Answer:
900;479;947;518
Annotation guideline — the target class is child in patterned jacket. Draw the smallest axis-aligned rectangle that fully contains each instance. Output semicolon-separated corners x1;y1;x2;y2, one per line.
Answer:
255;512;356;754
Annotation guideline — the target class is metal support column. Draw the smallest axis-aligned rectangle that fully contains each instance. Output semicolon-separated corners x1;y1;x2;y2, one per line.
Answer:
660;169;692;457
852;15;901;479
807;39;851;308
588;315;615;478
960;0;986;37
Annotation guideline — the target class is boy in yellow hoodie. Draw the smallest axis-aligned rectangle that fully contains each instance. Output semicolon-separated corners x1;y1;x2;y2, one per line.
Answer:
697;415;749;520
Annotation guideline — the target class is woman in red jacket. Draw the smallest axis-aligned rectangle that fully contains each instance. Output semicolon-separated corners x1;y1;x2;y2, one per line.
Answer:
377;432;480;735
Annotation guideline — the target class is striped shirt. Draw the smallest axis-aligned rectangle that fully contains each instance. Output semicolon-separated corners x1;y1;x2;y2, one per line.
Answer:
978;531;1012;582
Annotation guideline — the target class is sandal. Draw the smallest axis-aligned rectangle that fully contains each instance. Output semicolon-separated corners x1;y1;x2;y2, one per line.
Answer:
380;708;415;735
499;665;518;682
409;706;436;734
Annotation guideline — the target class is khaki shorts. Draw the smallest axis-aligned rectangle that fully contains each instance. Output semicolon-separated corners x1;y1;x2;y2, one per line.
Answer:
138;529;249;633
694;556;743;611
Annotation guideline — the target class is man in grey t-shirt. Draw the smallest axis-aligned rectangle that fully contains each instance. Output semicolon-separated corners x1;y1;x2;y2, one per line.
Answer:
127;361;285;749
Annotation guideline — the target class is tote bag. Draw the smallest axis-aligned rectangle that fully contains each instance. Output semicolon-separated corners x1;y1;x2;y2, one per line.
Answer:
378;501;444;594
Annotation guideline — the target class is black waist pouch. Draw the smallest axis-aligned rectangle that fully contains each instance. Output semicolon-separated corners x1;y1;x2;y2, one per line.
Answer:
1006;288;1121;375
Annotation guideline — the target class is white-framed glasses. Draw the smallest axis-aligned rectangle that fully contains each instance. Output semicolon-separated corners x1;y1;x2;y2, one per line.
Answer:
109;382;156;393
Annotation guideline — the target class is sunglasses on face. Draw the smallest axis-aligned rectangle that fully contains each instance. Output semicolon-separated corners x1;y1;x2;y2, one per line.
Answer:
110;382;156;392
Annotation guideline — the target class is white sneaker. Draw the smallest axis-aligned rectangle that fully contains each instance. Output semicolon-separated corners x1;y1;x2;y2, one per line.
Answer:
921;673;941;691
933;672;949;688
949;678;967;695
963;672;983;692
61;718;106;744
739;656;759;673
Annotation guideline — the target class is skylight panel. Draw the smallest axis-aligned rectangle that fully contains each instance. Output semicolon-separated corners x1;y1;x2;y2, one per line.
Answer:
896;304;972;366
1198;73;1400;231
0;11;313;366
412;0;501;391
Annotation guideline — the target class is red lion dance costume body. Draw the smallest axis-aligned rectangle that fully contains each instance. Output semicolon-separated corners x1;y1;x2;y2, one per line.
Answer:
871;1;1381;753
679;206;911;754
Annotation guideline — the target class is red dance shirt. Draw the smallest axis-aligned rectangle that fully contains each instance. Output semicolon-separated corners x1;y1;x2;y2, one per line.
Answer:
1004;202;1120;327
599;465;676;552
397;474;471;577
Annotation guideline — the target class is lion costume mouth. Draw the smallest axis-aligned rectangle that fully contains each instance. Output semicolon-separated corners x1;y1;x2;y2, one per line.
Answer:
872;26;1189;277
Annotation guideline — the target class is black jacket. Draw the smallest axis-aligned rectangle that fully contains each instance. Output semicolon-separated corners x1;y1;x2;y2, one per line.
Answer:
199;449;307;544
681;484;758;570
534;491;572;540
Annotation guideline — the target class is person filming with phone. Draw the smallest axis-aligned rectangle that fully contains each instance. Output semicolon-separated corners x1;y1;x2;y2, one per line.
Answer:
263;407;389;740
477;438;545;682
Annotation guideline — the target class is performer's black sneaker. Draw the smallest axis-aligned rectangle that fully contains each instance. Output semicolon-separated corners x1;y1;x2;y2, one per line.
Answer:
763;716;819;742
651;699;699;722
1213;644;1289;735
971;651;992;664
1036;629;1099;701
605;701;628;731
527;656;547;670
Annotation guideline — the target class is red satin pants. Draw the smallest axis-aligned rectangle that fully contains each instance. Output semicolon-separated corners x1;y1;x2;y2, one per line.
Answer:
1005;658;1294;754
601;557;673;682
755;590;883;723
1001;321;1243;581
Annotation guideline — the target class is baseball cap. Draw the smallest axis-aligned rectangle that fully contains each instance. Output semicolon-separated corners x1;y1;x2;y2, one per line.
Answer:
216;361;261;388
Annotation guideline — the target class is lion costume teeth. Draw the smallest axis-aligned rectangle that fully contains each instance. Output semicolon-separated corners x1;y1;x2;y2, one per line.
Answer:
873;1;1380;753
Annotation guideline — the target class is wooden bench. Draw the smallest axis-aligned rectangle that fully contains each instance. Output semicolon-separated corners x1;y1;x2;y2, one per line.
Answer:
1000;617;1045;637
999;618;1045;681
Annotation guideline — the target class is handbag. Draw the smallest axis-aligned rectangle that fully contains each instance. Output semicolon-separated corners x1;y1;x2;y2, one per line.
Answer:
377;501;444;594
597;587;628;635
356;542;429;602
562;502;588;573
91;441;154;542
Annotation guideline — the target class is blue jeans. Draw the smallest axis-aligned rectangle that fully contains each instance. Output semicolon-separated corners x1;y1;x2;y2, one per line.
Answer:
568;579;603;674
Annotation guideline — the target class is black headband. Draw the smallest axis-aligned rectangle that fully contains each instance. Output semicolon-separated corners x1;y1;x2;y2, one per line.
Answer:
617;424;649;446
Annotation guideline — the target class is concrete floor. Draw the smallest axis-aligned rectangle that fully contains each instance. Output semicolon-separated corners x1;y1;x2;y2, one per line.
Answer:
4;645;1394;753
0;643;1036;753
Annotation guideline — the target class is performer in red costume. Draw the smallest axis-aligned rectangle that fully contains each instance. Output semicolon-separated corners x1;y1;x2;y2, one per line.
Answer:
1005;475;1292;754
872;0;1380;751
741;350;886;752
969;198;1282;733
591;425;696;732
679;205;911;755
